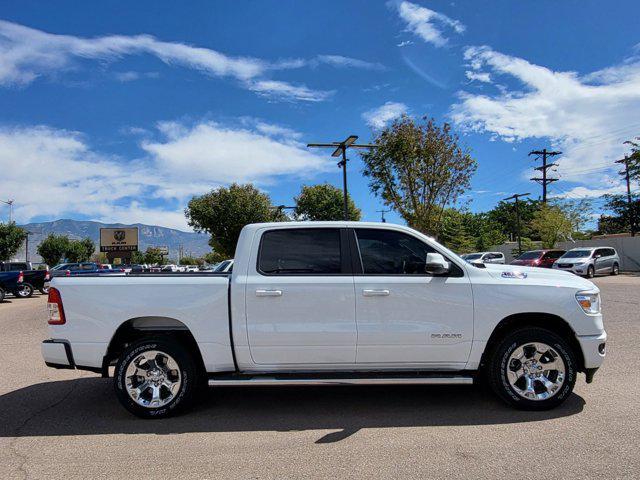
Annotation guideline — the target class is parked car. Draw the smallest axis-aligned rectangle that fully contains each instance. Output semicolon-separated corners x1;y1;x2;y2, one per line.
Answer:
511;250;566;269
213;259;233;273
161;264;179;272
43;221;606;418
461;252;505;264
51;262;125;277
0;270;23;302
2;261;51;296
553;247;620;278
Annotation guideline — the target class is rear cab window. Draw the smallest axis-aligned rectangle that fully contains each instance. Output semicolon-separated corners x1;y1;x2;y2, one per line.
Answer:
258;228;345;275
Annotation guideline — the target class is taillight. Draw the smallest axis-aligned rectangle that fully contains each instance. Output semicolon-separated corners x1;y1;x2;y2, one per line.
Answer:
65;270;71;277
44;271;50;281
18;271;24;283
47;287;66;325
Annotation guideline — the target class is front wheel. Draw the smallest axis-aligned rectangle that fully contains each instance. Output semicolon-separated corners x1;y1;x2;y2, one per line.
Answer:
14;283;34;298
0;288;5;303
114;337;199;419
487;327;577;410
586;265;595;278
39;286;50;295
611;263;619;276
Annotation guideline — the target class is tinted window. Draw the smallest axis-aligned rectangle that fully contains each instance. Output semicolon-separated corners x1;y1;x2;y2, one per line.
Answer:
562;250;591;259
544;251;564;259
259;228;342;275
355;229;436;275
464;254;482;260
518;251;542;260
605;248;616;257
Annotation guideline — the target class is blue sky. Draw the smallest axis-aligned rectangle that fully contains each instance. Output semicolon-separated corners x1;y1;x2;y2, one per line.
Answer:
1;0;639;230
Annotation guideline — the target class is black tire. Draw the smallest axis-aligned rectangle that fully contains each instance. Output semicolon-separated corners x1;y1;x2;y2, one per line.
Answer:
611;263;619;276
114;337;199;419
0;288;5;303
13;283;34;298
586;265;595;278
39;286;50;295
487;327;577;410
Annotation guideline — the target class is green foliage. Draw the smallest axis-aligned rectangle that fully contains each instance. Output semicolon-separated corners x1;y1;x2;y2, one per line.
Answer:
0;222;27;261
511;237;539;257
361;116;477;237
203;251;227;264
487;199;542;240
65;237;95;262
601;193;640;235
551;198;593;233
141;247;166;265
186;183;277;257
179;256;198;265
294;183;361;221
438;210;476;253
37;234;70;266
624;137;640;183
530;204;572;248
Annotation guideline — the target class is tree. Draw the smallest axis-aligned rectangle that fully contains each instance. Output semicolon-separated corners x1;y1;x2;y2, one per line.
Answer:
294;183;361;221
65;237;95;262
179;256;198;265
0;222;27;261
551;198;593;234
37;234;70;266
530;204;572;248
623;137;640;183
186;183;276;257
486;199;542;240
465;213;507;251
142;247;165;265
602;194;640;235
438;209;476;253
361;116;477;237
203;251;227;264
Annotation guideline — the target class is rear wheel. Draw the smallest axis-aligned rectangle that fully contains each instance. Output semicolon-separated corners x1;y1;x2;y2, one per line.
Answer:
114;337;198;418
14;283;34;298
0;288;5;303
39;286;50;295
611;263;619;276
586;265;595;278
488;327;576;410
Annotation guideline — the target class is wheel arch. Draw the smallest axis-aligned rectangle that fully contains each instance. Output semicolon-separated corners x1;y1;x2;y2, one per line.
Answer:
103;316;206;377
480;312;585;372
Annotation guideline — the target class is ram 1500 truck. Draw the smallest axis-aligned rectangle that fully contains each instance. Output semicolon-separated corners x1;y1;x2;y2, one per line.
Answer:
42;222;606;418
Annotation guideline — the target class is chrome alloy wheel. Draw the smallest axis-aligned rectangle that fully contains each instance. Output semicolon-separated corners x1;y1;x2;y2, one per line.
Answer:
124;350;182;408
506;342;566;401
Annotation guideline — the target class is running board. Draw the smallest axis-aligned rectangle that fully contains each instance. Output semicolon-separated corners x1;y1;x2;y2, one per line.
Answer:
208;375;473;387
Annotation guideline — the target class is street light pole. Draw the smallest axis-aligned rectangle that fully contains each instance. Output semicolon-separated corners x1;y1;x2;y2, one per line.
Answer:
1;199;14;223
307;136;377;221
503;193;530;255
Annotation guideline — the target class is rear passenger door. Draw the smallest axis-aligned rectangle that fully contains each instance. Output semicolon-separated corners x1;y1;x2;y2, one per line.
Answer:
352;228;473;367
594;248;610;273
244;227;357;366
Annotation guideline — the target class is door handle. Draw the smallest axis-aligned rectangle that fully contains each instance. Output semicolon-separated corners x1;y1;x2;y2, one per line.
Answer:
362;289;390;297
256;289;283;297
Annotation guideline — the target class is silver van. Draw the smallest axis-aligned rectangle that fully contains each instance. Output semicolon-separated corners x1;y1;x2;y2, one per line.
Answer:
552;247;620;277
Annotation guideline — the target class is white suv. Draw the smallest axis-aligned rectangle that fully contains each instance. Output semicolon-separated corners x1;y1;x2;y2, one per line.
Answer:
553;247;620;278
461;251;505;264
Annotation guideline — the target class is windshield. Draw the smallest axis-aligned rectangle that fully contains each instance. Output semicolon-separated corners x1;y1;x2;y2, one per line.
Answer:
516;251;542;260
463;254;482;260
562;250;592;259
214;260;232;272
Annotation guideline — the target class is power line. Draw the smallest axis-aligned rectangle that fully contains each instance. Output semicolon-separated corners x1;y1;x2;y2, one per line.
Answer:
307;135;376;221
529;149;561;203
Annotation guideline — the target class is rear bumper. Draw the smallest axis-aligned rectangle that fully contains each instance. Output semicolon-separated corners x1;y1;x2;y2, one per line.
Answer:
577;331;607;369
42;339;74;369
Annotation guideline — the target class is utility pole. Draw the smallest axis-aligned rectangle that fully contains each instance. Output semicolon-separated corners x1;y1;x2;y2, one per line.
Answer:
615;155;636;236
529;149;561;203
307;136;376;220
503;193;530;255
1;199;14;222
376;208;390;223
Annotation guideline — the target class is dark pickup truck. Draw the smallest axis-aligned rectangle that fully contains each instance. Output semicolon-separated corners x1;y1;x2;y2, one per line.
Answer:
0;262;50;297
0;270;23;302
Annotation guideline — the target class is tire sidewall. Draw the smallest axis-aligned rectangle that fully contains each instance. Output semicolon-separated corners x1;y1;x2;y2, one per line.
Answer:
587;266;595;278
114;338;196;419
0;287;5;303
14;283;34;298
491;328;576;410
612;263;619;275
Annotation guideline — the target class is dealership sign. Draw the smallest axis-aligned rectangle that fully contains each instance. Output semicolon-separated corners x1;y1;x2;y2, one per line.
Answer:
100;228;139;252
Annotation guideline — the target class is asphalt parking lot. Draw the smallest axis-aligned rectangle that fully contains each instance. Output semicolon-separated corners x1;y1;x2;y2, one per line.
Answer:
1;275;639;479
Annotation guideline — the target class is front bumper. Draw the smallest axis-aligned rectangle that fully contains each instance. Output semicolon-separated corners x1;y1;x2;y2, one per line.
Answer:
553;264;589;275
576;330;607;370
42;339;74;369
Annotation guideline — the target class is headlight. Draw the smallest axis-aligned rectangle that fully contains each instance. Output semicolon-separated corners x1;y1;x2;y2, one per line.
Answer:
576;291;601;314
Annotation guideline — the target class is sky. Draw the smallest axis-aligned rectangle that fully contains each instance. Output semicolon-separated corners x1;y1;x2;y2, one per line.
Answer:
1;0;639;230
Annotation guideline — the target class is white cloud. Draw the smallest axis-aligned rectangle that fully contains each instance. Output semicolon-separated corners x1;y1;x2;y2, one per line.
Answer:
316;55;384;70
450;45;640;191
362;101;408;129
393;1;465;47
1;120;330;229
465;70;491;83
0;20;334;102
397;40;414;47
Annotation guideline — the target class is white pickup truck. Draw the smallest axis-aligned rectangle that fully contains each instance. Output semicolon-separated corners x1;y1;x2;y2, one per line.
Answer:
42;222;606;418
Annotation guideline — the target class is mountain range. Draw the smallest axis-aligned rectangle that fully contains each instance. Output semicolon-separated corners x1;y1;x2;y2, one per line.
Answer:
15;219;211;263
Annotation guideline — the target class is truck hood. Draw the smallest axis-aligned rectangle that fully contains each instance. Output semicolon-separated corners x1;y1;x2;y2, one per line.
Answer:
481;263;598;291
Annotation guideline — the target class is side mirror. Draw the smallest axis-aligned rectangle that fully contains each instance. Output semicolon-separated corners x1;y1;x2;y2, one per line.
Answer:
425;253;450;275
